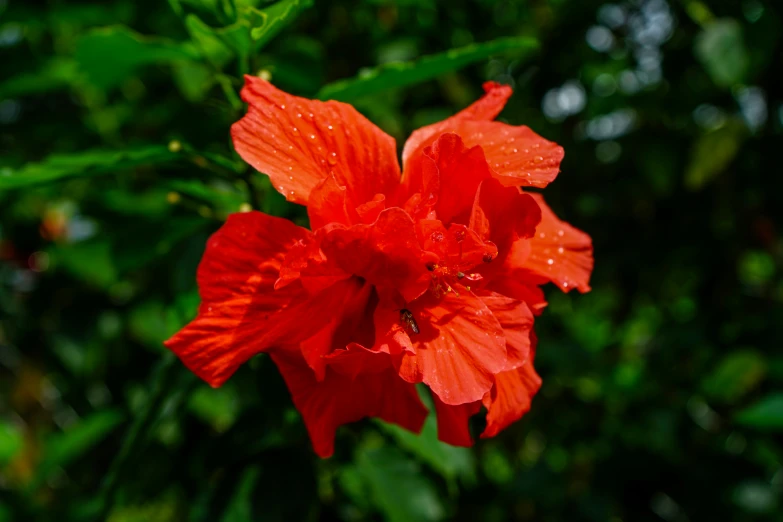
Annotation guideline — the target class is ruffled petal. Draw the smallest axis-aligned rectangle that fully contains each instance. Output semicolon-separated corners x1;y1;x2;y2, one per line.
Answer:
308;174;352;229
432;394;481;447
403;133;493;225
481;359;542;439
165;212;351;387
319;208;437;302
401;82;562;189
271;346;428;458
479;292;534;370
402;81;512;166
394;291;507;405
458;121;564;188
521;193;594;293
231;76;401;209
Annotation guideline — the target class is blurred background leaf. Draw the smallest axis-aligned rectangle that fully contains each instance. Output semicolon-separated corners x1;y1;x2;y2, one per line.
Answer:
1;0;782;521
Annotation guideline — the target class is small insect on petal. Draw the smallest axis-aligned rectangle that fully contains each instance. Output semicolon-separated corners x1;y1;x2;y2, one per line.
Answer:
400;308;420;335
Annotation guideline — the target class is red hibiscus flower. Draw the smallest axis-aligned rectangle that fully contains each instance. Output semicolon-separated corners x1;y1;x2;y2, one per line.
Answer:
165;77;593;457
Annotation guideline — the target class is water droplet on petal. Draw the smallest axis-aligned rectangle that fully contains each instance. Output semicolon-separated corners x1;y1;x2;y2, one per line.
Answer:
558;247;564;254
309;134;316;139
558;229;565;237
297;113;302;118
547;258;554;265
327;125;333;130
280;104;286;109
430;231;444;242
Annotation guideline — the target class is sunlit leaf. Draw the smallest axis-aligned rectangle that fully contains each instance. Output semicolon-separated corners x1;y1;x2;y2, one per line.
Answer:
0;146;181;190
317;36;539;101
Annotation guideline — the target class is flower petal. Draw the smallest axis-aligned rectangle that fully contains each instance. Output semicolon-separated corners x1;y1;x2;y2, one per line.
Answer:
458;121;564;188
165;212;362;387
298;280;375;380
308;174;352;229
432;394;481;447
401;82;562;188
402;81;512;166
320;207;436;302
481;359;542;439
231;76;401;208
404;133;493;225
521;193;594;293
395;291;507;405
271;346;428;458
479;292;534;370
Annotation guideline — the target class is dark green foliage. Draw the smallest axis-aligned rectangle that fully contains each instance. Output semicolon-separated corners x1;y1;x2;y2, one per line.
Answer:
1;0;782;520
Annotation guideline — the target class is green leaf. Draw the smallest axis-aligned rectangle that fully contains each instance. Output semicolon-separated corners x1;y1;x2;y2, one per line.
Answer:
185;0;312;71
75;26;199;89
165;178;248;216
185;13;244;68
344;445;445;522
0;421;24;467
736;394;783;430
50;241;118;288
317;36;539;101
220;466;260;522
249;0;313;48
188;384;240;432
31;409;124;488
702;350;766;404
0;146;181;190
377;409;474;483
684;119;747;190
0;59;79;99
694;19;749;88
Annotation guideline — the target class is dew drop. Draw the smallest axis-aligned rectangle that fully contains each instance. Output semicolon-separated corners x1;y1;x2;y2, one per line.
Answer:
558;247;564;254
534;155;544;162
289;176;293;180
309;134;316;139
562;281;569;288
280;104;286;109
539;232;546;238
547;258;554;265
288;145;293;150
430;231;445;243
513;148;518;153
308;112;314;118
297;113;302;118
288;166;293;170
327;125;333;130
558;229;565;237
292;127;299;133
